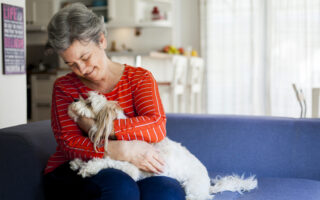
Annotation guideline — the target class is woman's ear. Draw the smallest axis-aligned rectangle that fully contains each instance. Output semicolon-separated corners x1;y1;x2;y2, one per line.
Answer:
99;33;107;49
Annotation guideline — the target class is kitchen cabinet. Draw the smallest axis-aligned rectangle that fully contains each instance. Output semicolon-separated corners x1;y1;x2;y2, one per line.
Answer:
108;0;173;28
26;0;60;31
89;5;108;22
81;0;109;22
26;0;109;31
26;0;173;30
107;0;135;27
30;70;70;121
31;73;56;121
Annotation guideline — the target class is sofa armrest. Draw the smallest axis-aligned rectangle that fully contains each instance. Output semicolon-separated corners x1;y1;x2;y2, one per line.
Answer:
0;120;56;200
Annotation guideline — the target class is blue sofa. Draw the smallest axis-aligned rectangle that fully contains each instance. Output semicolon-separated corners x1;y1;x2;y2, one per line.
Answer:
1;113;320;200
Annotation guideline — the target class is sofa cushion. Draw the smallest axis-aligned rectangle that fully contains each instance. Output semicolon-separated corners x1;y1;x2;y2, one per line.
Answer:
212;177;320;200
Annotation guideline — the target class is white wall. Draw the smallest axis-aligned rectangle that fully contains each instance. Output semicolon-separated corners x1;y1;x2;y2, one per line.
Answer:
0;0;27;128
106;0;201;54
179;0;200;54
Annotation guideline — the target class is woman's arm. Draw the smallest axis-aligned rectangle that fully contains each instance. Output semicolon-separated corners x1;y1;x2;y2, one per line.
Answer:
77;116;165;173
113;70;167;143
51;79;105;161
107;140;165;173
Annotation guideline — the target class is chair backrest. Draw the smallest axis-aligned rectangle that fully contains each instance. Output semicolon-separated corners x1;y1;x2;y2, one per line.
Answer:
188;57;204;93
140;55;188;113
140;56;173;83
172;56;188;95
185;57;204;113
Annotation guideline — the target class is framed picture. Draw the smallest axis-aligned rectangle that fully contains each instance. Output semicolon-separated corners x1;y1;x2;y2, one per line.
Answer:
1;3;25;74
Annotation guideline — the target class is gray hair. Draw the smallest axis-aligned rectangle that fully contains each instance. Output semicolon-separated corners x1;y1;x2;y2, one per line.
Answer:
47;2;107;52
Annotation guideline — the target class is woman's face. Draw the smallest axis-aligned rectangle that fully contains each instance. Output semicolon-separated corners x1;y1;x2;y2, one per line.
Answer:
60;37;107;82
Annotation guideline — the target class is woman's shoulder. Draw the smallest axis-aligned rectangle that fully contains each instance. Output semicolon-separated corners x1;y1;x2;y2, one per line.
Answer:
124;65;153;81
53;72;88;100
54;72;79;89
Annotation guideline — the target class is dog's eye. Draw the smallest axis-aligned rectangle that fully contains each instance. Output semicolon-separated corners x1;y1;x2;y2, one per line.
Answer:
86;102;92;107
74;98;79;102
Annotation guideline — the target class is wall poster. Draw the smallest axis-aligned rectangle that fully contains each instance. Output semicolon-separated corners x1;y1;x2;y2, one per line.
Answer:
1;3;25;74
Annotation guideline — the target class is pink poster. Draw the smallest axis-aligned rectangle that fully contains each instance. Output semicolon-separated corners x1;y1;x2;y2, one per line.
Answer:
2;3;25;74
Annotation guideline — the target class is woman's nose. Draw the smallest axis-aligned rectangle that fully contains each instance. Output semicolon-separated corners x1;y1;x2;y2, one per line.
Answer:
78;62;87;74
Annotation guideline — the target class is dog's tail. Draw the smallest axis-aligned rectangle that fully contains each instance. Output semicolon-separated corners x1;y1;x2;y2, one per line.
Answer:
210;174;258;194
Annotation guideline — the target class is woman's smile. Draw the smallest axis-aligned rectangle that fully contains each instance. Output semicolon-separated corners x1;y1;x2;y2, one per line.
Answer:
84;67;95;77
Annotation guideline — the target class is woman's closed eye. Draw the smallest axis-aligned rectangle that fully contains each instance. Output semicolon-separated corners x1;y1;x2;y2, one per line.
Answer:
82;55;91;62
69;63;76;68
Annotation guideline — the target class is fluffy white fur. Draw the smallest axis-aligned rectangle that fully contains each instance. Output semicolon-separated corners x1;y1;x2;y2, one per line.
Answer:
68;91;257;200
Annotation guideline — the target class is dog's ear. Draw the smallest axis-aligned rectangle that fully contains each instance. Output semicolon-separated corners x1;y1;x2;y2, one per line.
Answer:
106;101;126;119
79;95;85;102
92;106;106;152
105;101;120;111
92;104;117;153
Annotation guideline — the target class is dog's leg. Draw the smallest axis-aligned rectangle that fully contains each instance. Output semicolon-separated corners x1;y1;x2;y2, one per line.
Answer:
69;158;85;171
76;157;142;180
181;178;213;200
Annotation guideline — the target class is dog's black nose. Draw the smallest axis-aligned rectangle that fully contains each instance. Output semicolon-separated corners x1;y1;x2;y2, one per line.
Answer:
74;98;79;102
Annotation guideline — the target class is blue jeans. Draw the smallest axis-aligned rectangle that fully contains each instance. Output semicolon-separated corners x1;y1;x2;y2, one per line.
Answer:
44;162;186;200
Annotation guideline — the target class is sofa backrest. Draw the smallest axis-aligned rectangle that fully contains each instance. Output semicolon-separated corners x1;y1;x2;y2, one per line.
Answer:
1;114;320;200
166;114;320;180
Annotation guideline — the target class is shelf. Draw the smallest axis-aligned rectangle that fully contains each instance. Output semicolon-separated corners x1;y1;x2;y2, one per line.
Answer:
107;20;172;28
88;5;108;11
140;0;171;4
106;0;173;28
106;22;135;28
27;24;47;32
138;20;172;27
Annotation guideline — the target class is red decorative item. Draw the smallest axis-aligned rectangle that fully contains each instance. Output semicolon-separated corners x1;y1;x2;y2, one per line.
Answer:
152;6;161;20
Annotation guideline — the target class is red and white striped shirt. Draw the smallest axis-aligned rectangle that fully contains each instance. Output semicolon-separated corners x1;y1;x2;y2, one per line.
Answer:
44;65;166;174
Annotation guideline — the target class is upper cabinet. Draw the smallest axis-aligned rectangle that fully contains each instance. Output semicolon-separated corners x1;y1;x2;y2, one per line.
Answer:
135;0;172;27
26;0;173;31
26;0;60;31
107;0;135;27
107;0;173;28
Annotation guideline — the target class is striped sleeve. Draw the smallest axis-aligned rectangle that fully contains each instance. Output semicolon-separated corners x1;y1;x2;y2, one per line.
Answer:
113;71;167;143
51;79;104;161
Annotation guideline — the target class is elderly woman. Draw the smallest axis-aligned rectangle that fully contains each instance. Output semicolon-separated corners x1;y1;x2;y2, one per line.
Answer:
43;3;185;200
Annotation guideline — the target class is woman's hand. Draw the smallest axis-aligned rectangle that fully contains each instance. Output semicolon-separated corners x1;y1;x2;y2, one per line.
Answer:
77;116;95;133
107;140;165;174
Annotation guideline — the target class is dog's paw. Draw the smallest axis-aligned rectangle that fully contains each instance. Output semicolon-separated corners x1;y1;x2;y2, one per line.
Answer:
78;168;91;178
78;165;101;178
70;158;84;171
77;159;104;178
67;107;79;122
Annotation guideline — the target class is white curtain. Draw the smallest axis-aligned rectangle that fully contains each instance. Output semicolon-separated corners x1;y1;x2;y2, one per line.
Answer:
202;0;320;117
268;0;320;117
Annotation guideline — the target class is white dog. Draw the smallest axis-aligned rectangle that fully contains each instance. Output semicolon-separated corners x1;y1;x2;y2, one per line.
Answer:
68;91;257;200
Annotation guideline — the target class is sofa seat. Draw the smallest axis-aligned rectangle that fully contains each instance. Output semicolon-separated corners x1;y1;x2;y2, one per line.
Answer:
213;177;320;200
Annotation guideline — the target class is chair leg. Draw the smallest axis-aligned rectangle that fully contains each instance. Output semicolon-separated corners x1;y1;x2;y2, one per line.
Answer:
312;88;320;118
190;93;195;114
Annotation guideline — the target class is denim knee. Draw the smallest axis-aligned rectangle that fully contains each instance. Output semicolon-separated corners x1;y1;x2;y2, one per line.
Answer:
87;168;140;200
138;176;186;200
